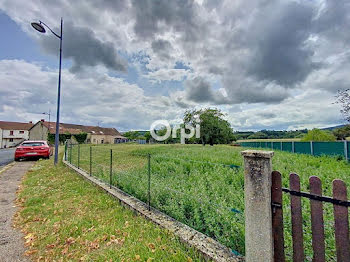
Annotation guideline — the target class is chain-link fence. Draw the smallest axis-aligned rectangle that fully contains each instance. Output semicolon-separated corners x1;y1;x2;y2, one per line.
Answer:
65;143;244;255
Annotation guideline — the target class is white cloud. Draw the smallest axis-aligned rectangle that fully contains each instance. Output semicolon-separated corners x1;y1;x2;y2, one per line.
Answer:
0;0;349;130
0;60;185;130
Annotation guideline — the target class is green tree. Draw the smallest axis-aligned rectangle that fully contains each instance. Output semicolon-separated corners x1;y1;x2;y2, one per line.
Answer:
47;133;72;145
333;125;350;140
123;131;140;140
184;108;235;145
336;89;350;122
144;131;151;142
247;131;268;139
301;129;336;142
74;132;88;144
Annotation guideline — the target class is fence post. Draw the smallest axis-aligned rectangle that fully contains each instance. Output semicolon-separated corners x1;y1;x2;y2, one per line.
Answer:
110;149;112;189
148;153;151;211
90;146;92;176
292;141;295;153
64;141;67;161
78;144;80;169
70;143;72;164
241;150;274;262
310;141;314;155
344;141;348;162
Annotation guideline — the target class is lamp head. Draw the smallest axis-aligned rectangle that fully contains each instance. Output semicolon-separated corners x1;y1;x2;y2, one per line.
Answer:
31;22;46;33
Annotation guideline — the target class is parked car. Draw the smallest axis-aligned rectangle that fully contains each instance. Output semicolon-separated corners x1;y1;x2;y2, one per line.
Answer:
15;141;51;161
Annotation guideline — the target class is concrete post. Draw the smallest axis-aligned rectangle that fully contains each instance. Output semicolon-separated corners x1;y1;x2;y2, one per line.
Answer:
241;150;274;262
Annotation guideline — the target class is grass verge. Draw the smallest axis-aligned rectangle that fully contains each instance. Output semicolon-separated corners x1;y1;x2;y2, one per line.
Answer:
14;155;204;261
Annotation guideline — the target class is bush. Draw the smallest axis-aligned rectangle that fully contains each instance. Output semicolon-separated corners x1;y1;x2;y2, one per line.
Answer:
73;132;88;144
47;133;72;145
301;129;336;142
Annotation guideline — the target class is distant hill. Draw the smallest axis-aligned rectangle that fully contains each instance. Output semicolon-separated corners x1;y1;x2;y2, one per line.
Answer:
322;124;347;131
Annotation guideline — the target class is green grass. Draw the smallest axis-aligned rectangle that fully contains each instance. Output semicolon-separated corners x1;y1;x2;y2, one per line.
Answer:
14;153;205;261
68;143;350;261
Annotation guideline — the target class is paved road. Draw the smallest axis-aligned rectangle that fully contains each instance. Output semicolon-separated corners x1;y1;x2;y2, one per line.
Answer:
0;161;33;262
0;148;15;167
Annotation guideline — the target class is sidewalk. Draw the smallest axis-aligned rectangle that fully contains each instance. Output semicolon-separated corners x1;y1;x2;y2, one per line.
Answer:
0;162;34;262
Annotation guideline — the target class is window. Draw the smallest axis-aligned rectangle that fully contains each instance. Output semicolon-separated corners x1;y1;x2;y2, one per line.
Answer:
9;138;13;142
10;131;14;135
19;131;24;134
101;139;104;144
21;142;45;146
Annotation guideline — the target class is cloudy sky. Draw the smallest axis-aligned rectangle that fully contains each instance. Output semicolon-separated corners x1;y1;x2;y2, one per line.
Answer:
0;0;348;131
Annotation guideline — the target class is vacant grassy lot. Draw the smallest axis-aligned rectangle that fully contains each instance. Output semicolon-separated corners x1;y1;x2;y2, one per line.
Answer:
68;143;350;261
14;154;204;261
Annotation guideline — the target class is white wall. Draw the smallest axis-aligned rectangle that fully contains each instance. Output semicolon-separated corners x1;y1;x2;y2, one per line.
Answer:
0;129;29;148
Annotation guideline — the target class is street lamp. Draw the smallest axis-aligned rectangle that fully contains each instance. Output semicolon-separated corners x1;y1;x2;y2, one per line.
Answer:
42;110;51;130
31;19;63;165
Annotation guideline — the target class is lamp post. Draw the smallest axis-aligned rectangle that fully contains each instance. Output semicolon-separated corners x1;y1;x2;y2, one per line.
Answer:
31;18;63;165
42;110;51;130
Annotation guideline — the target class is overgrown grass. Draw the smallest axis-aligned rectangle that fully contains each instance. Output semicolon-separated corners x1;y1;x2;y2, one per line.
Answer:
14;153;204;261
68;143;350;261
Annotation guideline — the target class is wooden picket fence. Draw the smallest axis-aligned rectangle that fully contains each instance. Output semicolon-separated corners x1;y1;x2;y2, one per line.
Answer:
271;172;350;262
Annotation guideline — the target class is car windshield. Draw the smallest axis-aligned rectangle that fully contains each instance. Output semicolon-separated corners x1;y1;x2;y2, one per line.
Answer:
21;142;45;147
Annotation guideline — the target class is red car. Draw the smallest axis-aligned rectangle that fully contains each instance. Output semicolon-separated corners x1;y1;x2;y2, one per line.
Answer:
15;141;51;161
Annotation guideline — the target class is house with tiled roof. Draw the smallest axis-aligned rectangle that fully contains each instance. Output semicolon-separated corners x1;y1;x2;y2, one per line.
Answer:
29;120;126;144
0;121;34;148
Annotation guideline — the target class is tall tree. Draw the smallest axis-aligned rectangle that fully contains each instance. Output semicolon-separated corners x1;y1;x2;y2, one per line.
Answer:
184;108;235;145
301;129;336;142
336;89;350;122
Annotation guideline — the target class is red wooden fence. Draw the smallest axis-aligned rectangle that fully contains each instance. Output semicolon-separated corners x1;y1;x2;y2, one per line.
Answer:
271;171;350;262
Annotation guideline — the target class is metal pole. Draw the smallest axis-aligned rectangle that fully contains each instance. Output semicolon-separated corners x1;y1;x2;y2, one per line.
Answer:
148;153;151;211
110;149;113;188
344;141;348;162
280;141;282;151
78;143;80;169
64;141;67;161
310;141;313;155
54;18;63;165
90;146;92;176
292;141;295;153
69;143;72;163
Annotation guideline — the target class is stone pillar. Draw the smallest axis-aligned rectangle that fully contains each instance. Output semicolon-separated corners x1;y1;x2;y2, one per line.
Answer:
241;150;274;262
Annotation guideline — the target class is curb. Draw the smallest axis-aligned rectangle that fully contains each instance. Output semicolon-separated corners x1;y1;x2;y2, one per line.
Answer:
0;162;15;175
63;157;244;262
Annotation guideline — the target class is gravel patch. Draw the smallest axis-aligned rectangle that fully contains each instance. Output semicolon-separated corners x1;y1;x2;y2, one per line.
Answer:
0;161;34;262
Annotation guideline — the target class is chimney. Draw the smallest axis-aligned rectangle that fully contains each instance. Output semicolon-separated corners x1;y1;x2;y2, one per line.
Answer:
41;119;45;122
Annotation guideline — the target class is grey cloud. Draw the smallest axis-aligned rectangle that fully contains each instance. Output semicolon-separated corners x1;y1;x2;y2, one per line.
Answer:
258;112;276;118
247;1;320;86
315;0;350;43
132;0;202;42
40;22;127;73
151;39;173;60
185;77;230;104
222;75;290;104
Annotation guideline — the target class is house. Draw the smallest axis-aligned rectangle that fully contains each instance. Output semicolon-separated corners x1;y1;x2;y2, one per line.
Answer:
29;120;126;144
0;121;34;148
